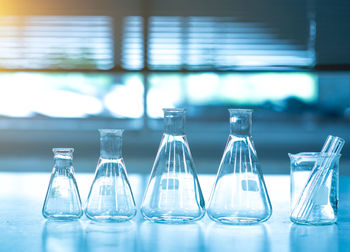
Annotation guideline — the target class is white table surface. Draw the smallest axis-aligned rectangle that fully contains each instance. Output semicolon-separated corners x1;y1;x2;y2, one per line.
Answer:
0;172;348;252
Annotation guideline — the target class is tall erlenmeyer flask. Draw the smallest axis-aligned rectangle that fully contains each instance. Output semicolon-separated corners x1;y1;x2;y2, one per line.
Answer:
85;129;136;222
42;148;83;220
141;108;205;223
207;109;272;224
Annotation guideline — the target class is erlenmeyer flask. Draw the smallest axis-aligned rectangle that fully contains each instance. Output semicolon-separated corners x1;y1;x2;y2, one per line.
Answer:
85;129;137;222
141;108;205;223
207;109;272;224
42;148;83;220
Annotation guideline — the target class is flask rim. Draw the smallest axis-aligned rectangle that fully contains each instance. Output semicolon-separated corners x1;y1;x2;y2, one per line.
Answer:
228;108;253;114
52;148;74;154
98;129;124;136
163;108;186;114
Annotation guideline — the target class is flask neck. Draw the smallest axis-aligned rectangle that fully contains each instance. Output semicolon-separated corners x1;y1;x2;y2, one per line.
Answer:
53;148;74;169
54;157;73;168
163;109;185;135
99;129;123;159
229;109;252;136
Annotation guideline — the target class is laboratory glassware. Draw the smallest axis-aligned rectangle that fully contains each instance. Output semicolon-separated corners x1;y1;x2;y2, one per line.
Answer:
141;108;205;223
289;152;340;225
42;148;83;220
207;109;272;224
290;135;344;224
85;129;137;222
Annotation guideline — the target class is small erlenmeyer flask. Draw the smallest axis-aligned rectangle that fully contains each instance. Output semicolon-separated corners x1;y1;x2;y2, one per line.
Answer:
42;148;83;220
85;129;137;222
207;109;272;224
141;108;205;223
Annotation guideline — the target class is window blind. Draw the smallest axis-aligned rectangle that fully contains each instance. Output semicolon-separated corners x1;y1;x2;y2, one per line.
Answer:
121;16;144;70
0;16;114;69
0;0;349;70
147;16;314;70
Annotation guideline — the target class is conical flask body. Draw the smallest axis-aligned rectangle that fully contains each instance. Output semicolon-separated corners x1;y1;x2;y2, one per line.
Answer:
207;109;272;224
85;158;137;222
42;148;83;220
141;109;205;223
85;129;136;222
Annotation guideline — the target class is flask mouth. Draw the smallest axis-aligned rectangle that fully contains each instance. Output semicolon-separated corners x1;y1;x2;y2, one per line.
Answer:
52;148;74;154
52;148;74;159
98;129;124;137
228;108;253;114
163;108;186;116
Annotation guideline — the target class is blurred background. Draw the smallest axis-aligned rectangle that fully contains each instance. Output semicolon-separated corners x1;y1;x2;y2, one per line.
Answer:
0;0;349;174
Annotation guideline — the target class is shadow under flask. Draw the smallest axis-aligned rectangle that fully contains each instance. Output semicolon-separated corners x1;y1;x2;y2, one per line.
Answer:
207;109;272;224
85;129;137;222
141;108;205;223
42;148;83;220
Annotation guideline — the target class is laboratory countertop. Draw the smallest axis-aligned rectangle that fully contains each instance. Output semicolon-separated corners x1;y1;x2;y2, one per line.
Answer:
0;172;349;252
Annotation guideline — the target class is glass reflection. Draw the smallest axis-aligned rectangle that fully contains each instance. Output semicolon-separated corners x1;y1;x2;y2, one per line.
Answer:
84;221;136;252
42;220;84;252
206;223;270;252
139;222;204;252
289;224;338;252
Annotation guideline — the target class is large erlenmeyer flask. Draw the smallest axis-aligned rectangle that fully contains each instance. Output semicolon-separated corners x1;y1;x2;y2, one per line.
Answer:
141;108;205;223
207;109;272;224
42;148;83;220
85;129;136;222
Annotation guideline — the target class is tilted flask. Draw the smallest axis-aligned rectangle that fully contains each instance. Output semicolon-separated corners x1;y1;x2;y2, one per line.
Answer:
207;109;272;224
42;148;83;220
85;129;136;222
141;108;205;223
